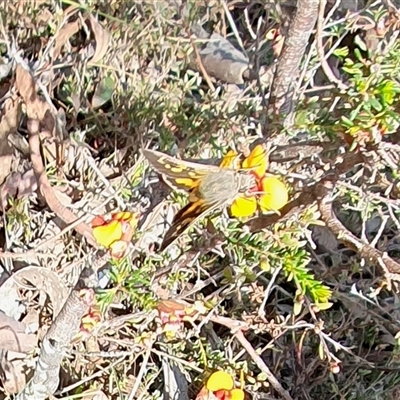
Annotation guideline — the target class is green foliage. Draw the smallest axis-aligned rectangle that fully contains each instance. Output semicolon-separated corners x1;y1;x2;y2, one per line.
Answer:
298;10;400;148
5;1;400;399
96;257;157;313
341;53;400;138
5;197;33;242
219;205;333;307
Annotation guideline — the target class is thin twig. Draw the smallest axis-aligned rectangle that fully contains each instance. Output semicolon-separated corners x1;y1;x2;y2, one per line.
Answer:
221;0;246;52
28;120;98;248
58;357;127;394
234;330;294;400
209;315;294;400
370;214;389;248
0;250;57;259
258;266;282;317
83;148;126;209
316;0;349;90
185;27;215;92
316;179;400;279
127;346;153;400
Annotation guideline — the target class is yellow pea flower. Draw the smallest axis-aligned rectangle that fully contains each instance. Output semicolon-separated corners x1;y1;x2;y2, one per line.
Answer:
92;211;139;259
205;371;245;400
220;144;288;218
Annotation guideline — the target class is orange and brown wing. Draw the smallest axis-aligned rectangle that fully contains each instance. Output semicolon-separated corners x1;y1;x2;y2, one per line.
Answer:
160;199;217;251
142;148;221;192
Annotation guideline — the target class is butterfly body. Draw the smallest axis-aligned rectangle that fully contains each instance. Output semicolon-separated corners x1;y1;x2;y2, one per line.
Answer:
198;170;235;200
142;148;256;250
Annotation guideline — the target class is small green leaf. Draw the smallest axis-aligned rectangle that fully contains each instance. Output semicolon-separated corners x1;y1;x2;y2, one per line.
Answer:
354;48;364;62
318;343;325;360
92;75;115;108
333;47;349;58
341;115;354;127
369;97;383;112
354;34;367;52
315;302;334;311
257;372;267;382
293;301;302;316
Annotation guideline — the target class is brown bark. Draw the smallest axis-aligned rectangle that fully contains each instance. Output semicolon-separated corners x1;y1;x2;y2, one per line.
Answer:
264;0;319;138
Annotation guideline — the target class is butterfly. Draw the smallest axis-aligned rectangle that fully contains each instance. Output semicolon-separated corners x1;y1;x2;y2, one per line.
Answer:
142;148;257;251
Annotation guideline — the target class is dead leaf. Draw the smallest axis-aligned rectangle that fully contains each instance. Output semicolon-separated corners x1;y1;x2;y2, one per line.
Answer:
34;219;66;264
88;15;111;64
56;107;67;140
81;390;109;400
39;115;68;166
338;0;361;11
0;310;37;353
0;144;13;186
21;308;40;333
135;201;178;253
69;92;82;113
39;130;58;163
18;169;38;197
1;354;29;394
366;215;384;234
9;266;69;317
35;109;69;165
1;171;21;210
162;357;189;400
0;169;38;210
0;59;12;80
53;20;81;60
8;131;30;156
15;65;57;139
380;333;395;346
36;8;54;24
54;187;73;205
0;96;21;185
92;75;115;108
15;64;48;121
92;392;109;400
0;281;25;319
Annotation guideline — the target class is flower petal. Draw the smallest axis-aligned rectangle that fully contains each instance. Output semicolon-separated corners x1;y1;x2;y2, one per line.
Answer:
93;220;123;248
230;196;257;218
120;221;134;243
112;211;132;222
109;240;129;259
112;211;140;228
206;371;234;392
106;212;140;245
259;176;288;212
220;150;240;169
231;389;245;400
242;144;267;177
214;389;229;399
128;212;140;230
91;215;106;228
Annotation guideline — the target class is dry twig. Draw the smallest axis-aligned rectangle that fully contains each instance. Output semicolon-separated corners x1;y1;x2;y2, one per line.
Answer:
13;58;110;397
210;315;294;400
28;120;97;248
315;0;349;90
316;179;400;280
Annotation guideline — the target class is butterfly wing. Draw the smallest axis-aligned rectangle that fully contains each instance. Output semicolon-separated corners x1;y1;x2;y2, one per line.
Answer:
160;198;220;251
142;148;222;192
143;148;235;250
